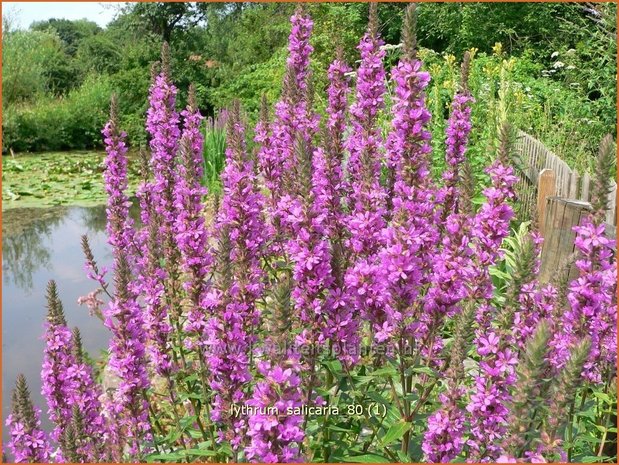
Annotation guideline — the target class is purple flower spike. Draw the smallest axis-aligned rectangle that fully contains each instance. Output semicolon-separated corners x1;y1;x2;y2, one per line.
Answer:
175;88;213;352
102;95;136;263
206;102;267;447
245;358;305;463
443;91;474;214
7;375;52;463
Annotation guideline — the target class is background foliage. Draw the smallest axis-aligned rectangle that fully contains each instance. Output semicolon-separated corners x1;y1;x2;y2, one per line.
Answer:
2;2;616;172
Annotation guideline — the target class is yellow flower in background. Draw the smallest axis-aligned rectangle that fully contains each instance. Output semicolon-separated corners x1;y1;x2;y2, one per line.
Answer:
483;63;498;79
429;63;442;77
442;80;455;91
492;42;503;57
443;53;456;68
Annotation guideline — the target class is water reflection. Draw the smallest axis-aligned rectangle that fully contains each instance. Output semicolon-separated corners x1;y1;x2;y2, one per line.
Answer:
2;205;134;293
2;205;114;445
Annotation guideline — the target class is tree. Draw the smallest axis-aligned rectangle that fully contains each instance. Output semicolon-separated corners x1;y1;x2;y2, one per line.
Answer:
2;29;67;104
31;18;101;55
122;2;204;43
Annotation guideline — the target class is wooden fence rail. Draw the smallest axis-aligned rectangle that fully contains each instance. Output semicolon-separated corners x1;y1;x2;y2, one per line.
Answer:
515;131;617;282
515;130;617;226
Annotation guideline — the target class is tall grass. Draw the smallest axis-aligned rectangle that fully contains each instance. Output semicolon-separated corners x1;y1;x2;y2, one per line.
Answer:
202;109;228;193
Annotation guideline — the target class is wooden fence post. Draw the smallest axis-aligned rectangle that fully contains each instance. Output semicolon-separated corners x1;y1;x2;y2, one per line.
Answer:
537;169;556;237
515;129;617;227
539;197;592;283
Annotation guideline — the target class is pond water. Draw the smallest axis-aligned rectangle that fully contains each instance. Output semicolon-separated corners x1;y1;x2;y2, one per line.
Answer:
2;205;114;444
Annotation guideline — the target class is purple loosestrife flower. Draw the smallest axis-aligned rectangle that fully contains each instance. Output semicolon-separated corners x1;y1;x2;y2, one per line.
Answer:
495;230;552;349
102;95;154;459
246;279;305;462
180;84;205;181
77;288;105;320
549;136;616;381
146;44;182;268
217;102;266;315
245;358;305;463
254;97;280;259
103;95;135;259
463;147;518;460
262;8;317;207
105;254;152;460
551;220;617;382
466;306;518;461
206;102;266;448
311;150;359;360
41;280;76;443
42;283;109;462
278;187;333;351
420;210;475;358
278;90;336;353
141;215;174;376
469;158;518;299
174;88;213;350
385;57;432;192
255;95;276;192
134;147;174;376
309;53;360;360
512;282;556;350
376;186;441;345
443;93;473;192
286;8;320;173
313;51;351;240
287;7;313;93
67;328;108;462
261;73;293;204
423;389;467;463
442;53;474;215
81;234;109;292
344;5;391;344
7;375;52;463
346;3;386;185
371;6;442;344
471;124;518;265
423;303;476;462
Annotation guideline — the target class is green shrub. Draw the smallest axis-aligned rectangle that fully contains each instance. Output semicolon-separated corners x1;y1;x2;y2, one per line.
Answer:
2;29;67;105
3;74;112;152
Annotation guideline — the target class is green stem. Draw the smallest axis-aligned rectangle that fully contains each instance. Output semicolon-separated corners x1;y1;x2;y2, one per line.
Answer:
567;399;576;462
197;351;220;460
166;376;192;451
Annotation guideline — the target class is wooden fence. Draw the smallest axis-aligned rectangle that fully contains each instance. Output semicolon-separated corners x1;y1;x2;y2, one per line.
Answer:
513;131;617;282
515;130;617;226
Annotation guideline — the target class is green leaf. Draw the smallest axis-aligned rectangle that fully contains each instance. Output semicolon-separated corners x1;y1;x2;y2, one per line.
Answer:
323;359;343;377
180;415;198;430
411;366;435;377
187;428;205;439
579;456;609;463
354;375;374;386
178;449;218;457
594;424;617;433
380;421;411;446
366;391;390;405
592;391;611;404
369;366;398;377
182;373;200;383
146;452;185;462
341;453;391;463
327;424;355;433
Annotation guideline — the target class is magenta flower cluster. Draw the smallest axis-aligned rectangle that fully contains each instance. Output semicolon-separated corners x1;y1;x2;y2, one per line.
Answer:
8;6;616;465
6;407;52;463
